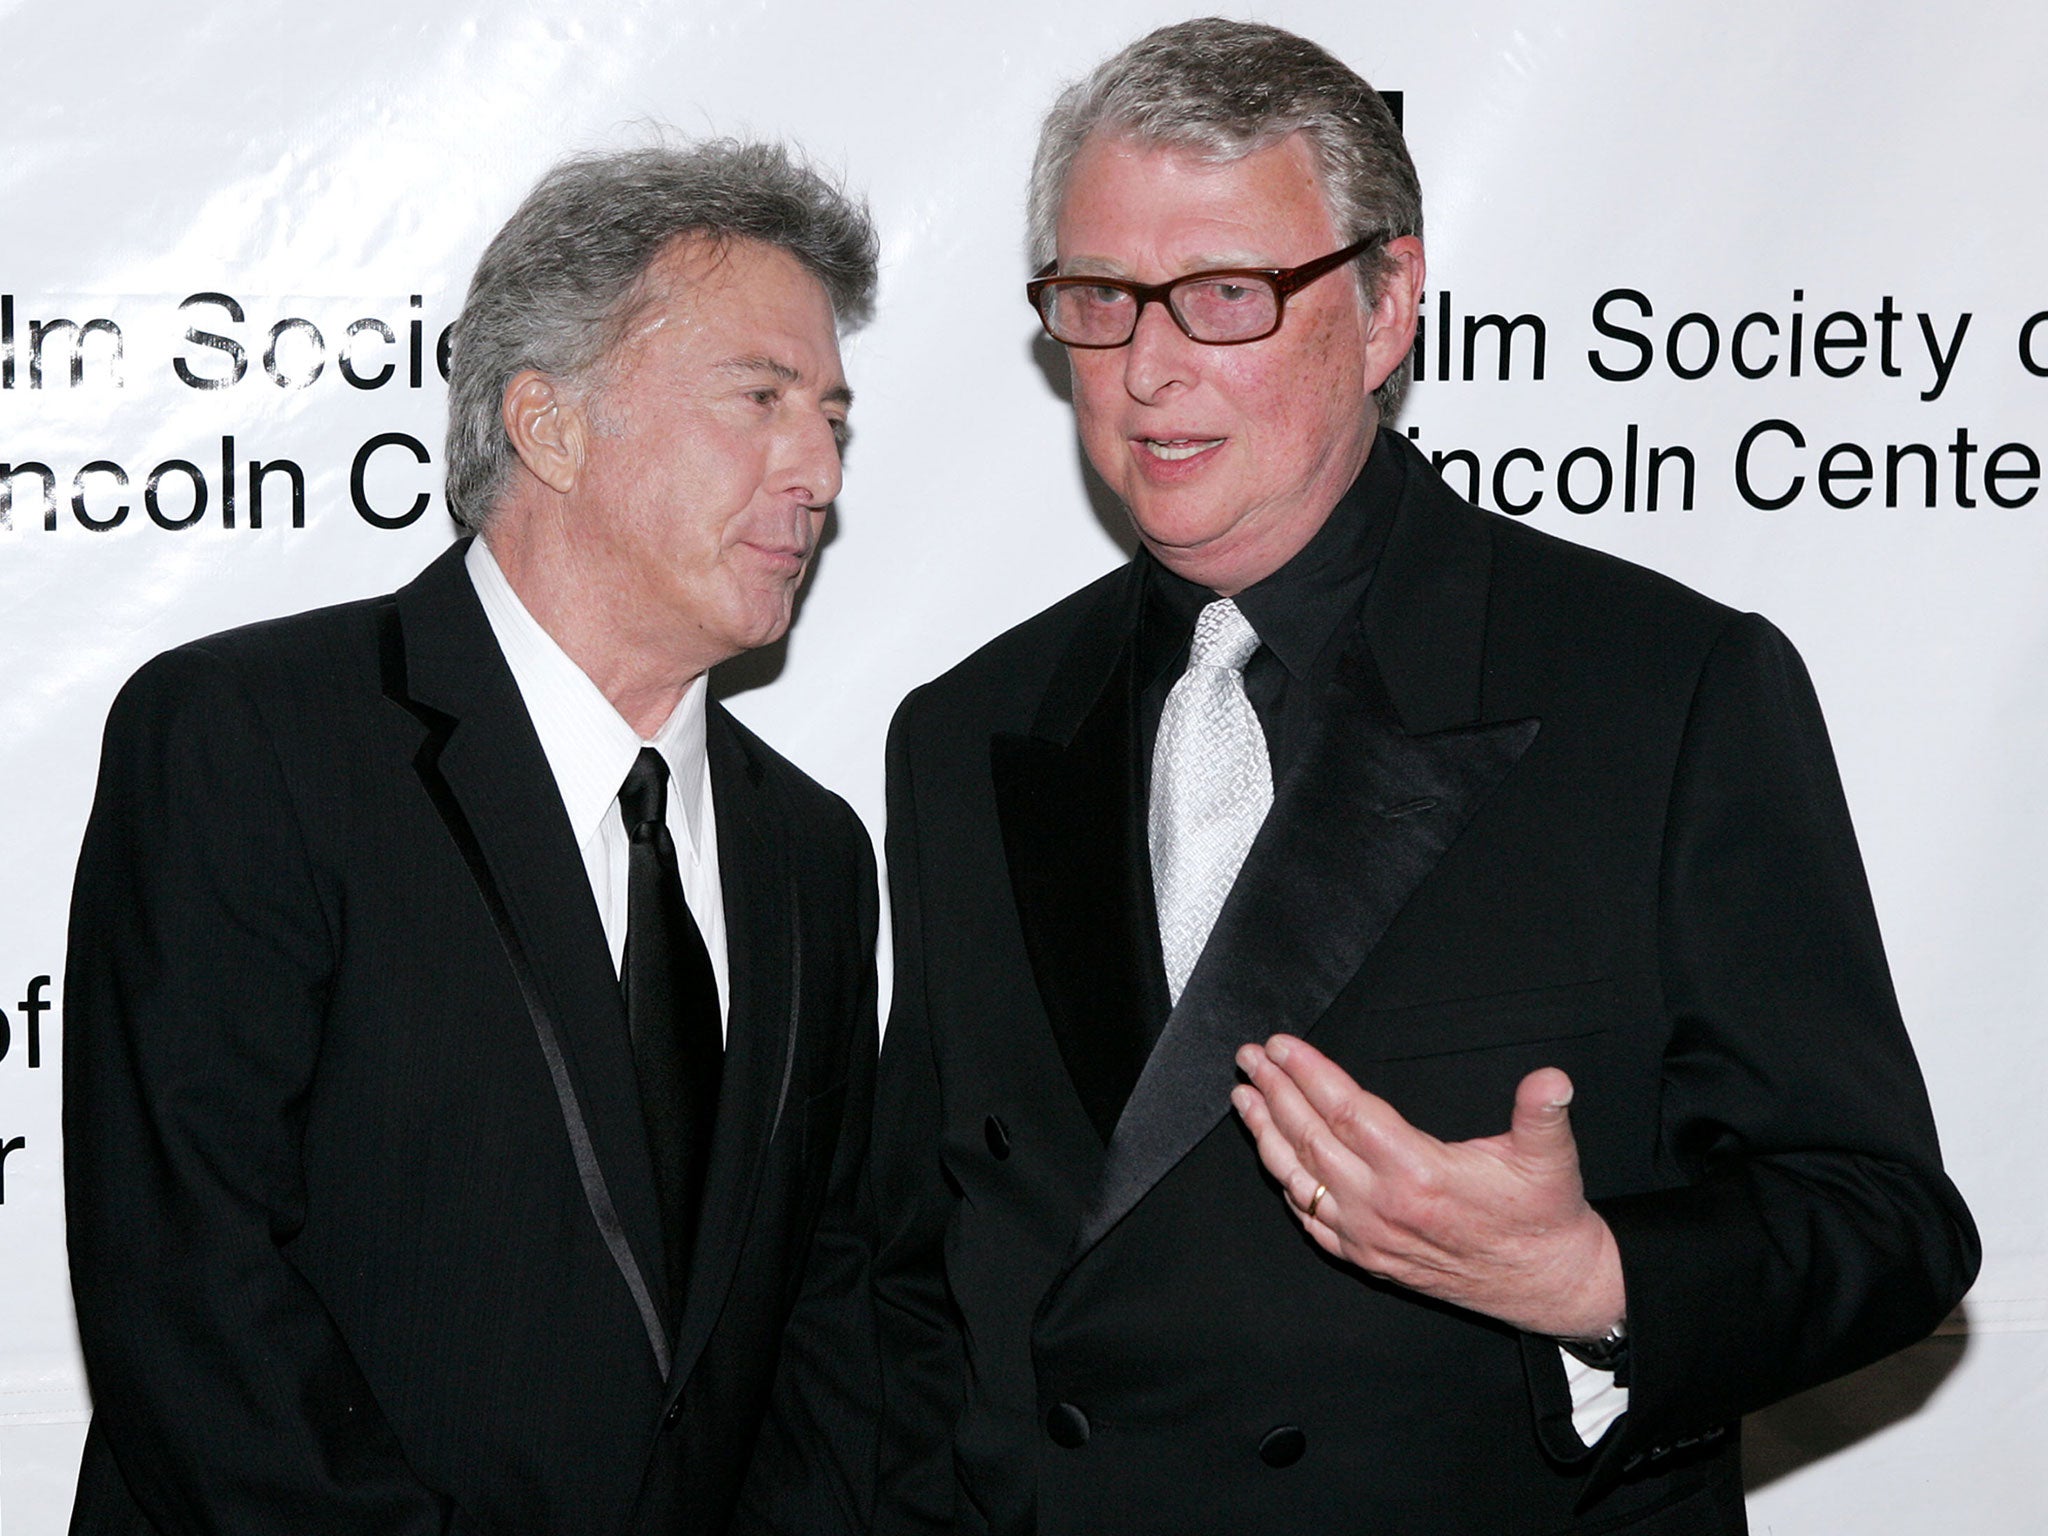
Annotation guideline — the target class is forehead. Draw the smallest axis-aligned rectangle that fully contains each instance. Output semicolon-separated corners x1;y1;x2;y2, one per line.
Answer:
612;234;842;373
1056;130;1339;268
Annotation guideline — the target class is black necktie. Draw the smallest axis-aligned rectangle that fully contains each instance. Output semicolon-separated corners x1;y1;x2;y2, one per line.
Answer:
618;747;723;1325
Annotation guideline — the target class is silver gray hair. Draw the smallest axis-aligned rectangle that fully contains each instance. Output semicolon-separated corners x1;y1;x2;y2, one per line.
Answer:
445;138;879;531
1027;17;1421;416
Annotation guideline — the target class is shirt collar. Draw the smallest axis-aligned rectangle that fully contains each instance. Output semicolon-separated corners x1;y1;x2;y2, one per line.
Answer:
465;537;710;858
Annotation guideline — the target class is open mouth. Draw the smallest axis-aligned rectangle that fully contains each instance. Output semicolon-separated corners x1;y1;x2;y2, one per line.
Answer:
1140;437;1223;462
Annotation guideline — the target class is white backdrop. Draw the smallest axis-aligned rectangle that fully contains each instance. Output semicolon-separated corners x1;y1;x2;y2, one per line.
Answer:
3;1;2043;1529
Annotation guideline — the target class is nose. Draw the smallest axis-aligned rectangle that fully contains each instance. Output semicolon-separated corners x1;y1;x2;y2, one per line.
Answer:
1122;296;1197;403
781;409;845;511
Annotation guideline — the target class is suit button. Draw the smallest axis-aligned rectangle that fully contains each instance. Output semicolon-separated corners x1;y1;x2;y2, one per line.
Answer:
984;1115;1011;1159
665;1400;683;1428
1045;1403;1090;1448
1258;1425;1306;1468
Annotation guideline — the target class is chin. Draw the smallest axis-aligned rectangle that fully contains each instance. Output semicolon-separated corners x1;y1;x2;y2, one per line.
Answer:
1127;506;1237;562
742;606;799;652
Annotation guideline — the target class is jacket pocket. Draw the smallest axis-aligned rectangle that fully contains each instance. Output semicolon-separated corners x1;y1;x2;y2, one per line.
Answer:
1353;977;1618;1062
1552;1471;1726;1535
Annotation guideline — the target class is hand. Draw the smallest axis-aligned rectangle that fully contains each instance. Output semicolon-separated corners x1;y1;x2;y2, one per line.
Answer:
1230;1035;1625;1339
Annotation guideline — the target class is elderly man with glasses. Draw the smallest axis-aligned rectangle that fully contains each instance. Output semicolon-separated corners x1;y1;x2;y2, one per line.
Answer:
869;18;1976;1536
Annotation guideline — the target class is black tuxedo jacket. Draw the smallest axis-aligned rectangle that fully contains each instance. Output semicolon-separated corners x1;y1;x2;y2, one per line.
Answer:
64;541;878;1536
871;435;1977;1535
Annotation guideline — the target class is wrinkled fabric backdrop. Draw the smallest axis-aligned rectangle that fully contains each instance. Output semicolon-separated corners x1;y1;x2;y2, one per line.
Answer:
2;1;2042;1528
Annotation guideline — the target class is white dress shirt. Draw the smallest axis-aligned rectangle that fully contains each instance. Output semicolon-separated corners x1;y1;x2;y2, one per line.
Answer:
1565;1350;1627;1446
466;538;729;1036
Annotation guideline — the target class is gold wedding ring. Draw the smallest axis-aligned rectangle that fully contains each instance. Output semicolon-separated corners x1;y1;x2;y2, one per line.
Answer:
1305;1183;1328;1221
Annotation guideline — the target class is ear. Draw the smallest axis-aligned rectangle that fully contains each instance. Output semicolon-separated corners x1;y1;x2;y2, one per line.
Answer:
1360;235;1426;397
502;370;584;495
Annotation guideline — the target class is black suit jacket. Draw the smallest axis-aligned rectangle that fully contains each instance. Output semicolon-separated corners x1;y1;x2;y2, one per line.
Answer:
64;541;878;1536
871;435;1978;1535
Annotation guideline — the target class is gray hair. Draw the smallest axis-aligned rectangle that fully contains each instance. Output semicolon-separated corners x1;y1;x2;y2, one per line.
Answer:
1027;17;1421;416
445;138;879;530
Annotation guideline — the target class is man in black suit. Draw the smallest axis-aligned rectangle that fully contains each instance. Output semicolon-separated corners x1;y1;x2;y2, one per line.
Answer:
871;20;1977;1534
65;141;879;1535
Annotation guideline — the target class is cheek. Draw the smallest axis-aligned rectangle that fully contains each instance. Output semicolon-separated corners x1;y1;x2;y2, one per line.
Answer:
1205;354;1284;447
1291;304;1366;405
1235;314;1359;443
674;447;767;546
1069;359;1125;436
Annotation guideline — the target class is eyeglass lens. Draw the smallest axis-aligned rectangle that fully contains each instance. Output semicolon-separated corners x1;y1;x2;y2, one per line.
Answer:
1041;275;1281;346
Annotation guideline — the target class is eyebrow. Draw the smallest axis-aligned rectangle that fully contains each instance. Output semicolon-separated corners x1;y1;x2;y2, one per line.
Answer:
1059;253;1267;278
716;354;854;408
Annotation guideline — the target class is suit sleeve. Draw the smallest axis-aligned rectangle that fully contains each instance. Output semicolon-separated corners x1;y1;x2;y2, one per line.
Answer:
733;803;883;1535
869;693;970;1534
1564;612;1979;1483
64;646;463;1535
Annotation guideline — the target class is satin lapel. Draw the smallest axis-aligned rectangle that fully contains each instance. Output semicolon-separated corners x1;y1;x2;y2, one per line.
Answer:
667;707;796;1389
1065;622;1538;1270
382;545;671;1373
990;566;1167;1146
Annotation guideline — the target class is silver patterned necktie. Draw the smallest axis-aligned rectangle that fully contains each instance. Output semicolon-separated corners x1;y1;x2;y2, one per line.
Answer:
1149;598;1274;1005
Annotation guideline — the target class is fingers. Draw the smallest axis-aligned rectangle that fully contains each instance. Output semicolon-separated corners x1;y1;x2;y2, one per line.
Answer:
1230;1045;1609;1330
1298;1197;1346;1258
1235;1041;1353;1185
1230;1080;1339;1226
1240;1107;1348;1260
1232;1035;1417;1253
1259;1035;1369;1121
1507;1067;1581;1170
1243;1035;1426;1176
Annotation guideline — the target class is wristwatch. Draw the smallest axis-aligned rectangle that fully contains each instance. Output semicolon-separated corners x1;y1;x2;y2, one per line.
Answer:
1559;1315;1630;1380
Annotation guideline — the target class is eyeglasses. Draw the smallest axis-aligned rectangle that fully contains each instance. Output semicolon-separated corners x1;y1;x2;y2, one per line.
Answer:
1027;232;1386;348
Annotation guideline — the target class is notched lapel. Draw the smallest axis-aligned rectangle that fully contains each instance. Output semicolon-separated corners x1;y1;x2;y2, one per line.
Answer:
381;548;671;1373
1066;635;1539;1262
668;712;797;1390
991;571;1169;1146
